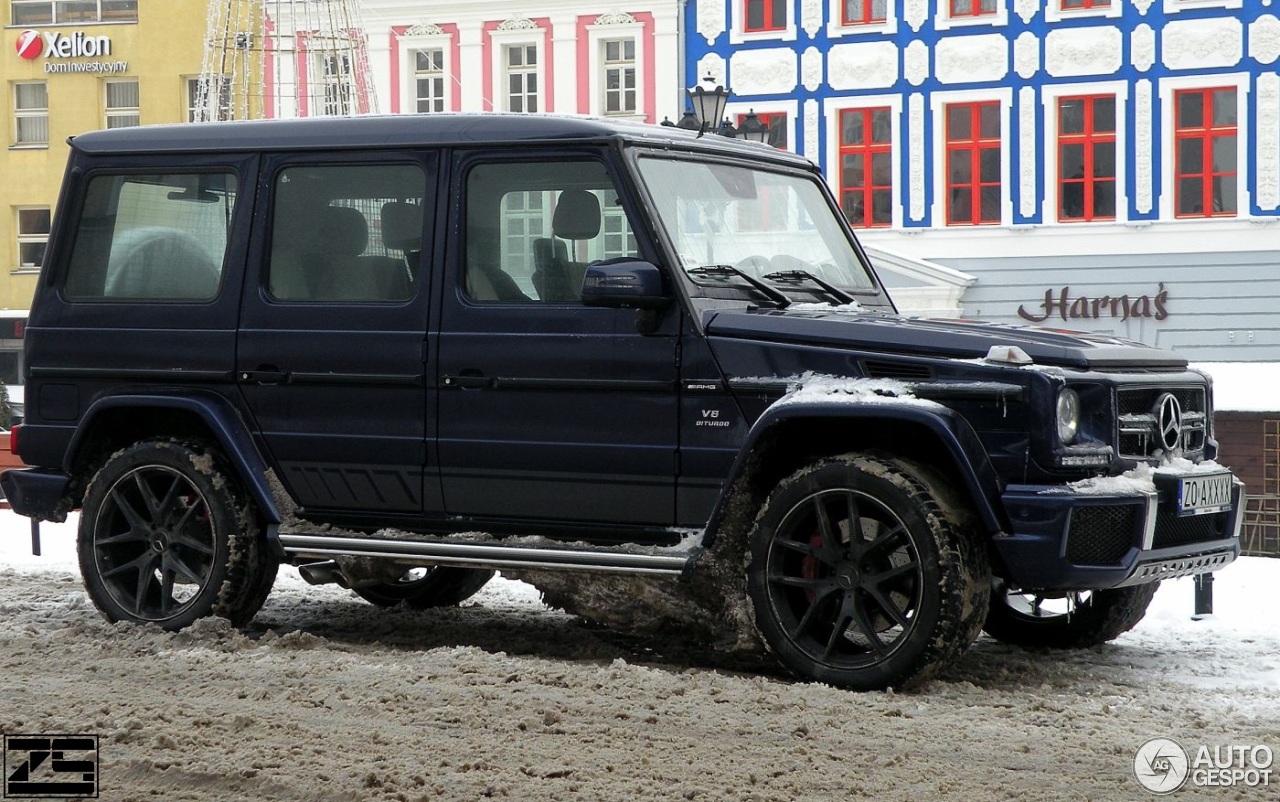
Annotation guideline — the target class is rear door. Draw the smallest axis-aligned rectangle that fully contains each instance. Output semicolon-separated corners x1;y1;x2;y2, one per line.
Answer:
236;152;438;514
434;152;680;525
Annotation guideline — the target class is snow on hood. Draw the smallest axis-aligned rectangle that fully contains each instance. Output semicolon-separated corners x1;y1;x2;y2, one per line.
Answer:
771;373;944;410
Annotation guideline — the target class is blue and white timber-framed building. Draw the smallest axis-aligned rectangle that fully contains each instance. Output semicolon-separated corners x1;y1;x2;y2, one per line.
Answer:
685;0;1280;361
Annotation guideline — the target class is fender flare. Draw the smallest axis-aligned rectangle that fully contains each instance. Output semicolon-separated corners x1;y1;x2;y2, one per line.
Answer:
702;399;1005;546
67;391;284;524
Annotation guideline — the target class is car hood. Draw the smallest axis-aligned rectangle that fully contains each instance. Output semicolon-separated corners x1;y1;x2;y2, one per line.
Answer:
702;308;1188;370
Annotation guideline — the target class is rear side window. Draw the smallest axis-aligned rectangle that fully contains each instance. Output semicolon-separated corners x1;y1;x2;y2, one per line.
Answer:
64;172;236;301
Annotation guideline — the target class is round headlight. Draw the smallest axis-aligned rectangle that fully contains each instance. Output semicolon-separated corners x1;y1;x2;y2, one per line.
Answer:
1057;388;1081;445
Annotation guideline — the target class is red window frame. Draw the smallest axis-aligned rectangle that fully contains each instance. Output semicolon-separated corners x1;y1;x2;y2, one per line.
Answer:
1174;87;1238;218
1057;94;1116;223
1059;0;1110;10
743;0;786;32
945;101;1001;226
838;107;893;229
949;0;998;18
842;0;887;25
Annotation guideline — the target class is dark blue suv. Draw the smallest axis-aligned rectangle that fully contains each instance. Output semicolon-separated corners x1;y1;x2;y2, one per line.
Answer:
2;115;1242;690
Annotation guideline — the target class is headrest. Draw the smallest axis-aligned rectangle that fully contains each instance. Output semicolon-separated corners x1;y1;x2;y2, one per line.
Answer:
316;206;368;256
552;189;601;240
381;201;423;251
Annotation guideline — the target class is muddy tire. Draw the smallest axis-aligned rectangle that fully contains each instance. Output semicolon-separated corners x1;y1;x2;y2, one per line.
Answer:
982;580;1159;649
747;454;990;691
78;439;275;630
353;566;495;609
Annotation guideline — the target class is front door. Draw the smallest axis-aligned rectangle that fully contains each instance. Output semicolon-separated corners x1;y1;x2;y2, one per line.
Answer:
435;154;680;526
236;154;437;514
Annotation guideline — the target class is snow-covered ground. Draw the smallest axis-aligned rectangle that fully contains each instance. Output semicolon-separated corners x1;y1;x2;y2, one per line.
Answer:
2;511;1277;801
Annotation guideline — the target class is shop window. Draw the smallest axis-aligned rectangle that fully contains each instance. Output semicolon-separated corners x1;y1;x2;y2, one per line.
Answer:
744;0;786;32
14;82;48;146
1058;95;1116;222
838;108;893;228
945;101;1001;226
17;207;50;272
415;49;446;113
843;0;888;24
11;0;137;25
187;77;232;122
105;80;139;129
1174;87;1237;218
505;45;539;113
601;39;637;116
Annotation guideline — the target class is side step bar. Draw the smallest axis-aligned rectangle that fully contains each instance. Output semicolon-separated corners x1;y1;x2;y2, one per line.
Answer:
277;533;698;578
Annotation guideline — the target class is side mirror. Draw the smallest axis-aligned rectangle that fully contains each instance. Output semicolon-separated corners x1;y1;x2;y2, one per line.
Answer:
581;259;670;309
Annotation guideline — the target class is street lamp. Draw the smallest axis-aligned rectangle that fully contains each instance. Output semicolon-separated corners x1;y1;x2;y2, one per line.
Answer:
686;72;729;137
737;109;770;144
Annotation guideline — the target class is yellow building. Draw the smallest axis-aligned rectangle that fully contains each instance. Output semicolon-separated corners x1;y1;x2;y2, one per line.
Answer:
3;0;208;328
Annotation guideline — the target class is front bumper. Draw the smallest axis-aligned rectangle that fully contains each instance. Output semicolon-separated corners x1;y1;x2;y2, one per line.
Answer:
995;474;1243;591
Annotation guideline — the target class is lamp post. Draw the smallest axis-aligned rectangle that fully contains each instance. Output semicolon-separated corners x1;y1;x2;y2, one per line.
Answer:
686;72;729;137
737;109;770;144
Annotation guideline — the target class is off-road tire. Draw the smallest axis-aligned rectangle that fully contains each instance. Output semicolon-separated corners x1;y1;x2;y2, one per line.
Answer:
982;580;1160;649
353;567;495;609
746;453;990;690
78;438;275;629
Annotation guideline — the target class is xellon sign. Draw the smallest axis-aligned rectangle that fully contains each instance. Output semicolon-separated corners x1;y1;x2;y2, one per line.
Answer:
14;29;127;74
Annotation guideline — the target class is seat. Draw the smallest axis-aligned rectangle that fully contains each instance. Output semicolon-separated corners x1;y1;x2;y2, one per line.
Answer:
467;229;529;302
531;189;601;303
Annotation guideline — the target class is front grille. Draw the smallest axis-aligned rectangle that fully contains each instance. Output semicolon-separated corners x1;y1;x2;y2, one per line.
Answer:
1066;505;1138;565
1117;386;1208;459
1153;508;1233;549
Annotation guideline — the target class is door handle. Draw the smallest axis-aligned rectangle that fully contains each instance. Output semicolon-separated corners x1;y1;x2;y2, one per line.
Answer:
442;372;494;390
240;366;289;384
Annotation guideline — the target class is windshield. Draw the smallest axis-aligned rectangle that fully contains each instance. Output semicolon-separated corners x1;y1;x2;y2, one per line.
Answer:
635;155;876;292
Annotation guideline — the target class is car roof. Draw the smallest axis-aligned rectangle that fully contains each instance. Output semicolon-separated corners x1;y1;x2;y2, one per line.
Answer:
68;112;813;168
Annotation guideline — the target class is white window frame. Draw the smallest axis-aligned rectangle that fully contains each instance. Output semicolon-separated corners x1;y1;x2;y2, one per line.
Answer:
413;48;447;113
929;87;1014;227
314;53;356;117
730;0;797;45
587;20;645;120
1041;81;1129;224
822;96;902;229
398;29;454;114
15;206;50;274
489;27;545;114
104;79;139;129
1045;0;1122;24
11;0;137;25
186;76;233;122
934;0;1009;32
13;81;48;147
826;0;898;39
1158;73;1250;221
1163;0;1242;14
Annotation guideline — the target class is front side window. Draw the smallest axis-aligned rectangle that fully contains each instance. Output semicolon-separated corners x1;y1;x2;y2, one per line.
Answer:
1175;87;1237;218
17;207;50;271
415;49;445;113
839;107;893;228
744;0;786;32
1058;95;1116;222
843;0;888;24
601;39;636;116
64;173;236;301
464;161;639;303
14;82;48;146
11;0;137;25
945;101;1001;225
637;156;876;292
267;164;425;303
105;80;139;129
505;45;538;113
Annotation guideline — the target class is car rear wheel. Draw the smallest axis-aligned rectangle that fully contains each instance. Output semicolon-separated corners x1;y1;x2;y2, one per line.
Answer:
747;454;989;691
78;439;276;630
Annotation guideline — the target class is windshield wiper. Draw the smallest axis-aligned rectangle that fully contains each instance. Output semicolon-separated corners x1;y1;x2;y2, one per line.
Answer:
688;264;791;308
762;270;858;306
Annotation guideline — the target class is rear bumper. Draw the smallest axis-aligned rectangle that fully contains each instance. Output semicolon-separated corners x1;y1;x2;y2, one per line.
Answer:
995;476;1243;591
0;468;73;521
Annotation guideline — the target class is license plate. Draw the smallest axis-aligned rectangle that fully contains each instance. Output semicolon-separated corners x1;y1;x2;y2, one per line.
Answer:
1177;472;1234;516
